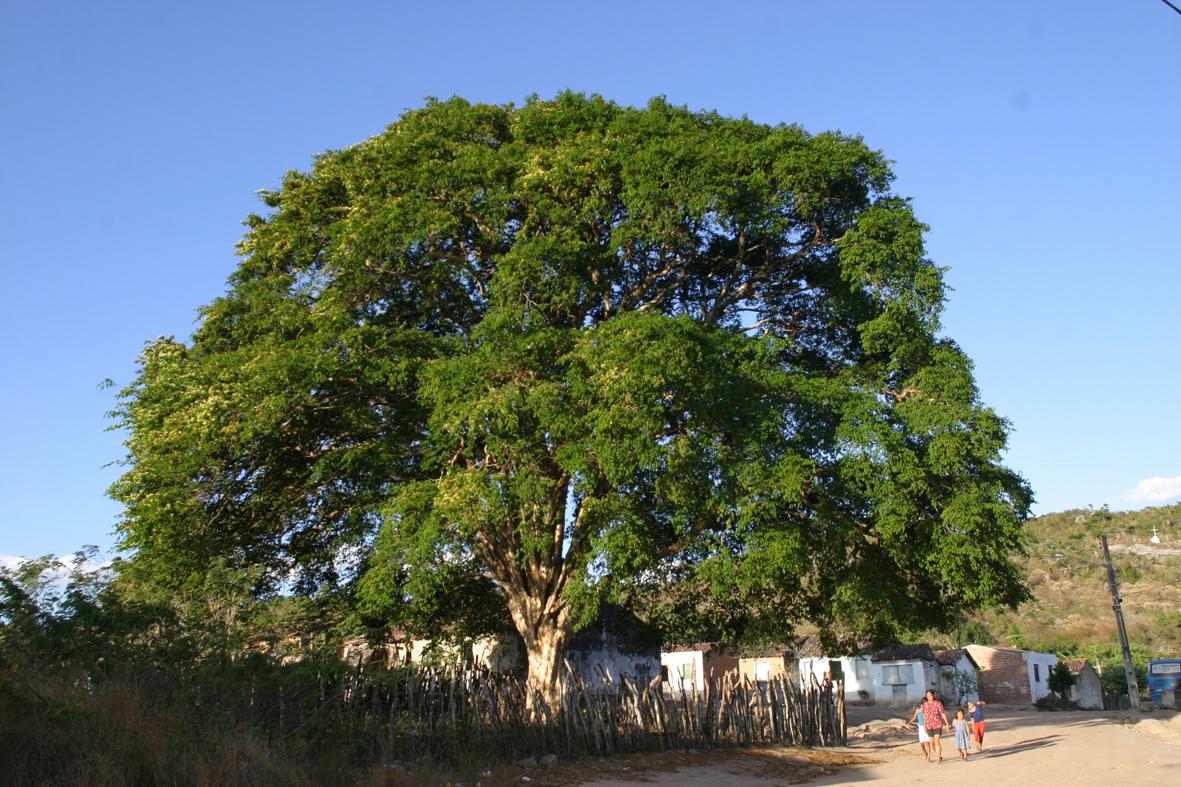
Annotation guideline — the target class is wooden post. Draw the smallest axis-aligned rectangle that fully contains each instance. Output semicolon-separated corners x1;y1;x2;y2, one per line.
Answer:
837;677;846;745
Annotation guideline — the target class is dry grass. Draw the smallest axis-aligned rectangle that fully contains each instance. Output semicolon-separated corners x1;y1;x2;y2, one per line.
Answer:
0;673;316;787
1;666;850;787
968;505;1181;660
352;747;873;787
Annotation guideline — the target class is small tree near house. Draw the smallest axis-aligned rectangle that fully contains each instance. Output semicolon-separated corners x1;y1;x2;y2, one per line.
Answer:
1048;663;1077;699
940;666;979;706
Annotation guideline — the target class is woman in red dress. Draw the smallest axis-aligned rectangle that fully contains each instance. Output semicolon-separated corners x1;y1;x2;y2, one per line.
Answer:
919;689;951;763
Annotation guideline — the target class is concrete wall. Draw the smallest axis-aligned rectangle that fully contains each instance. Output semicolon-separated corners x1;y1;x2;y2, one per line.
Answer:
472;637;520;672
873;659;938;703
703;648;740;681
738;654;795;683
966;646;1057;704
567;642;660;688
1070;664;1103;709
660;647;739;691
1024;651;1059;702
937;654;981;705
342;634;521;672
800;656;935;702
661;650;705;693
799;656;874;699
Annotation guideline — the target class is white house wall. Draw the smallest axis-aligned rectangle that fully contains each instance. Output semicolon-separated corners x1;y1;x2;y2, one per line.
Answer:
938;655;980;705
799;656;877;700
873;660;937;704
800;656;939;703
1071;668;1103;710
661;651;705;693
1023;652;1058;702
567;646;660;688
472;637;519;672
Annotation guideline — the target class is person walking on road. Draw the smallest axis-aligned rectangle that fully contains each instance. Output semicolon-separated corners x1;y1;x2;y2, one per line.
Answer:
905;704;931;761
920;690;951;763
952;708;972;760
966;700;987;751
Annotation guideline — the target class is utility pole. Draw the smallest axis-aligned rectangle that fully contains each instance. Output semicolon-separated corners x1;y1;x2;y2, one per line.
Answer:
1100;535;1140;708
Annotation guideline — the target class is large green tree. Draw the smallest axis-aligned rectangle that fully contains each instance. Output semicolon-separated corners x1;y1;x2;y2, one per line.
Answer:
110;93;1032;703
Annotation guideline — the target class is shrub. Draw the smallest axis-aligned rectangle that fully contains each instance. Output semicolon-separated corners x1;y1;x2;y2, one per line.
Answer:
1033;694;1078;712
1047;662;1077;698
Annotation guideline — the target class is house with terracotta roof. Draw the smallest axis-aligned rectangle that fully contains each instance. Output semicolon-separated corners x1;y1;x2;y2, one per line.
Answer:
660;643;739;693
964;645;1058;704
795;636;939;703
934;648;981;705
1064;658;1102;709
737;637;808;683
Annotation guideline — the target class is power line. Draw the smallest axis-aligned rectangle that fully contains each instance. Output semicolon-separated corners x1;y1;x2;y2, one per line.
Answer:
1161;0;1181;17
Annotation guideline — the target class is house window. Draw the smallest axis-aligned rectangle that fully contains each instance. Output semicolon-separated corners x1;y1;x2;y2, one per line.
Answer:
828;660;844;680
882;664;913;685
756;662;770;681
682;662;696;682
1034;664;1040;683
854;659;871;680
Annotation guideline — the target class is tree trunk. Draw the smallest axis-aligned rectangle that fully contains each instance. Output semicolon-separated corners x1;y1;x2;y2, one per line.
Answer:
506;592;574;712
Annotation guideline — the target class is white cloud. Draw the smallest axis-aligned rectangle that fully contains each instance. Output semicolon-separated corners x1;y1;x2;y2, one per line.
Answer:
1125;476;1181;505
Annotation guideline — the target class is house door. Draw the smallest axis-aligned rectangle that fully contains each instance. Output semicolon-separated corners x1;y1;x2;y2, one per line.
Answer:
892;684;908;702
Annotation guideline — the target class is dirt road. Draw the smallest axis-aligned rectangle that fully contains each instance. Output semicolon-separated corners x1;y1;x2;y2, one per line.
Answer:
575;707;1181;787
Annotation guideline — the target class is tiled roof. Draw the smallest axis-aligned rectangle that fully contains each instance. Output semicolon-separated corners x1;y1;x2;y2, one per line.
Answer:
934;648;965;666
665;642;728;655
1064;658;1090;675
795;635;873;659
793;636;824;659
871;643;936;663
966;644;1060;659
934;648;978;667
966;644;1029;654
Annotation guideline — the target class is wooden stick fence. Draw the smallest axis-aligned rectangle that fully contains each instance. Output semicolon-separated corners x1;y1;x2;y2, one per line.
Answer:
298;664;846;763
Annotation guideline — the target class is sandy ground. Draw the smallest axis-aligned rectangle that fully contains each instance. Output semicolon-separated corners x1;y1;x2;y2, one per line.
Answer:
560;705;1181;787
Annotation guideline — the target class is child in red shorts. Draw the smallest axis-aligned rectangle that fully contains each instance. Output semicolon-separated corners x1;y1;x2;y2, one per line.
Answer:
966;700;987;751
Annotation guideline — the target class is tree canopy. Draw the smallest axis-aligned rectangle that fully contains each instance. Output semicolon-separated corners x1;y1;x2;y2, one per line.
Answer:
110;93;1032;699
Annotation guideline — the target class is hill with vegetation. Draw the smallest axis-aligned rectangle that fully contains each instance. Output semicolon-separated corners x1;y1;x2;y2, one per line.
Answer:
917;502;1181;691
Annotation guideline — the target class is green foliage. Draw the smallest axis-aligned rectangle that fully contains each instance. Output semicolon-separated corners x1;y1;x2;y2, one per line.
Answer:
1085;642;1160;693
940;665;979;706
910;614;998;651
0;552;371;785
1155;610;1181;629
1047;662;1077;698
108;92;1032;673
1;549;343;688
1117;561;1142;583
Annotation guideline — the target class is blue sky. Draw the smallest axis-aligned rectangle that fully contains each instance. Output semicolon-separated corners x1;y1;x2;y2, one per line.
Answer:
1;1;1178;560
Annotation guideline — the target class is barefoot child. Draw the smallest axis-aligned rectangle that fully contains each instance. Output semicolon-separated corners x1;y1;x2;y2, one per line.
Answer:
952;708;971;760
966;700;987;751
905;704;931;761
